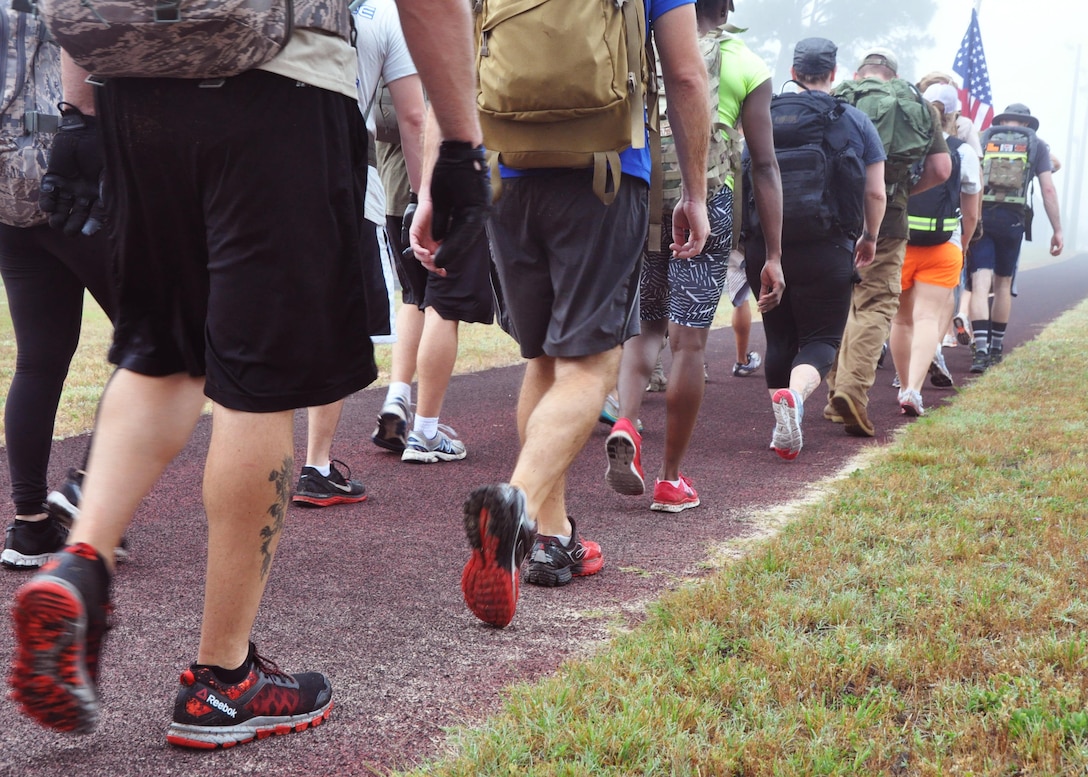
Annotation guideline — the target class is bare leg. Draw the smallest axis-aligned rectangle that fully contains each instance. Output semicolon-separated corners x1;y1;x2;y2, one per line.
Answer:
511;348;620;537
199;405;294;669
660;323;708;481
616;321;666;422
732;302;752;364
389;303;425;386
415;308;458;420
70;370;206;570
303;400;344;468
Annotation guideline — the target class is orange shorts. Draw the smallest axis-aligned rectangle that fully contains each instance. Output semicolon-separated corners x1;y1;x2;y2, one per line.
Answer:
901;240;963;291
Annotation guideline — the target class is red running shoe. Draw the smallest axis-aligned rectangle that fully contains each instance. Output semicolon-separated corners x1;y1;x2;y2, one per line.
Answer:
650;474;700;513
167;643;332;749
9;542;112;734
605;417;645;496
461;484;536;627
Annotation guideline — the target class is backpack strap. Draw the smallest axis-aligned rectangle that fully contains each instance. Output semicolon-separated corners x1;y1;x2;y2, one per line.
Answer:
646;29;663;251
599;0;647;208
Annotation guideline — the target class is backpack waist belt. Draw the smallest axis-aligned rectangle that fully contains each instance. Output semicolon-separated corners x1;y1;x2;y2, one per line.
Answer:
22;112;61;133
908;215;958;232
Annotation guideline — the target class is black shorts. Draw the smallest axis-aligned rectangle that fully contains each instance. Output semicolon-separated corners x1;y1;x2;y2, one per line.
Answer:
391;223;494;325
488;170;646;359
98;70;377;412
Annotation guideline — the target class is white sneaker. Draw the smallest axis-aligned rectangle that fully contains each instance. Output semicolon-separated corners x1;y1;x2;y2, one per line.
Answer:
401;425;467;463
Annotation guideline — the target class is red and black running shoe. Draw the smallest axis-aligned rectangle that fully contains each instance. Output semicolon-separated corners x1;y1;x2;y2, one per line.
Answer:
291;459;367;508
9;542;112;734
167;643;333;749
523;516;604;587
460;484;535;628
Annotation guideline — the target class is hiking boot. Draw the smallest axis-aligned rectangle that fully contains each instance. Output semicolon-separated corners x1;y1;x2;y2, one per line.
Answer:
43;469;129;564
899;388;925;417
929;349;954;388
969;349;990;374
830;392;875;437
371;396;412;453
891;373;901;389
650;474;700;513
166;643;332;749
523;517;604;587
604;418;645;496
401;425;467;463
771;388;804;461
460;484;536;627
732;351;762;377
989;345;1004;365
953;313;972;346
646;357;667;392
877;342;888;368
9;542;112;733
2;515;69;570
291;460;367;508
599;395;642;432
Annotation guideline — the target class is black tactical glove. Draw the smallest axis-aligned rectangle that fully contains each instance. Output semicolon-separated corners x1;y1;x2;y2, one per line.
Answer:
429;141;490;269
39;103;106;237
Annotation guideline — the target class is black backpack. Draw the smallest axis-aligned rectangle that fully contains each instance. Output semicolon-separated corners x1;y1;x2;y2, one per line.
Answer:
743;87;866;246
907;136;964;246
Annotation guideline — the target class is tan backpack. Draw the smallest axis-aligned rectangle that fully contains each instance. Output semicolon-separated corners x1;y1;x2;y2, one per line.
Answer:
474;0;651;205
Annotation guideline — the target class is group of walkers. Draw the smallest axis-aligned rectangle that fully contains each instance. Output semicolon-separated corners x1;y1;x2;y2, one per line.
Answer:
0;0;1063;754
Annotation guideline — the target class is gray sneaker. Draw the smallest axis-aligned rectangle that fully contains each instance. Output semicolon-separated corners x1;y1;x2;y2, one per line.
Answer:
401;425;467;463
928;349;954;388
646;357;667;392
732;352;762;377
372;396;412;453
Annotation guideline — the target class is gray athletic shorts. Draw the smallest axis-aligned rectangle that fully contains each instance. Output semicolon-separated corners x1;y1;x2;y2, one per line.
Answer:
488;170;646;359
640;185;732;327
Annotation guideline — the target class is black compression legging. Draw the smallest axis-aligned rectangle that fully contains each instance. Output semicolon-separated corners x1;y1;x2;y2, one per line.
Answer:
0;223;116;515
745;236;855;390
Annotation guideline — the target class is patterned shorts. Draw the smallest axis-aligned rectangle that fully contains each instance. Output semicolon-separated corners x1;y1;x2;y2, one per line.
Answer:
640;185;732;328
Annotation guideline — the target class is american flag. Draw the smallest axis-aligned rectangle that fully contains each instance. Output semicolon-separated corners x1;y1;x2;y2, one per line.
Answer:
952;9;994;132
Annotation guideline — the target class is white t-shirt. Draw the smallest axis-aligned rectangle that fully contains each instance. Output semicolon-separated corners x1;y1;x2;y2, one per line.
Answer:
950;134;982;249
352;0;419;136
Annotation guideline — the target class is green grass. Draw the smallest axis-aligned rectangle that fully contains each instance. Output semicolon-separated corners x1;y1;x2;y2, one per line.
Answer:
396;301;1088;776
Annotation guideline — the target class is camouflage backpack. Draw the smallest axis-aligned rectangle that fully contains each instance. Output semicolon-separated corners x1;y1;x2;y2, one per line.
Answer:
0;0;61;228
37;0;350;80
657;29;744;222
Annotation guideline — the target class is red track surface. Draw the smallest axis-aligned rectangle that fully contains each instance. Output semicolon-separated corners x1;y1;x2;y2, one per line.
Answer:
1;256;1085;775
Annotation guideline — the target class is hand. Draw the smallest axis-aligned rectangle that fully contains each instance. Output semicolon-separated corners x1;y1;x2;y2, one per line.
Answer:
429;141;490;269
669;197;709;259
39;103;106;237
1050;231;1064;257
854;233;877;268
408;197;444;276
757;257;784;313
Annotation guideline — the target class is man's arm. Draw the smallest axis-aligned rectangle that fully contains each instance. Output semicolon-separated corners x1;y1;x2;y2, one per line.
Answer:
1037;170;1063;256
394;0;481;145
855;161;886;267
61;52;96;114
959;189;979;254
386;75;427;194
653;3;709;258
738;79;784;309
911;151;951;197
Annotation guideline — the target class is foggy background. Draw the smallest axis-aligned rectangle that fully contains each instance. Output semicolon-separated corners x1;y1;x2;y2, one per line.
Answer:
729;0;1086;254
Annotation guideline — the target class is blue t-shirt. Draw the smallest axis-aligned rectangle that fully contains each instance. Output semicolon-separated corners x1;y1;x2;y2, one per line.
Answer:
501;0;694;183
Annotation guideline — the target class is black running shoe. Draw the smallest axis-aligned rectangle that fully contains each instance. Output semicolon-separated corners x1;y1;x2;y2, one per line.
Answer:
461;484;536;627
989;345;1004;365
9;543;113;733
969;349;990;374
523;517;604;587
2;515;70;570
167;643;333;749
45;468;83;529
291;460;367;508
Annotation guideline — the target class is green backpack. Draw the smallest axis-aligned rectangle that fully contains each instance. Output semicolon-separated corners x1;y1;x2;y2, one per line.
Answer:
833;76;933;193
474;0;650;205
